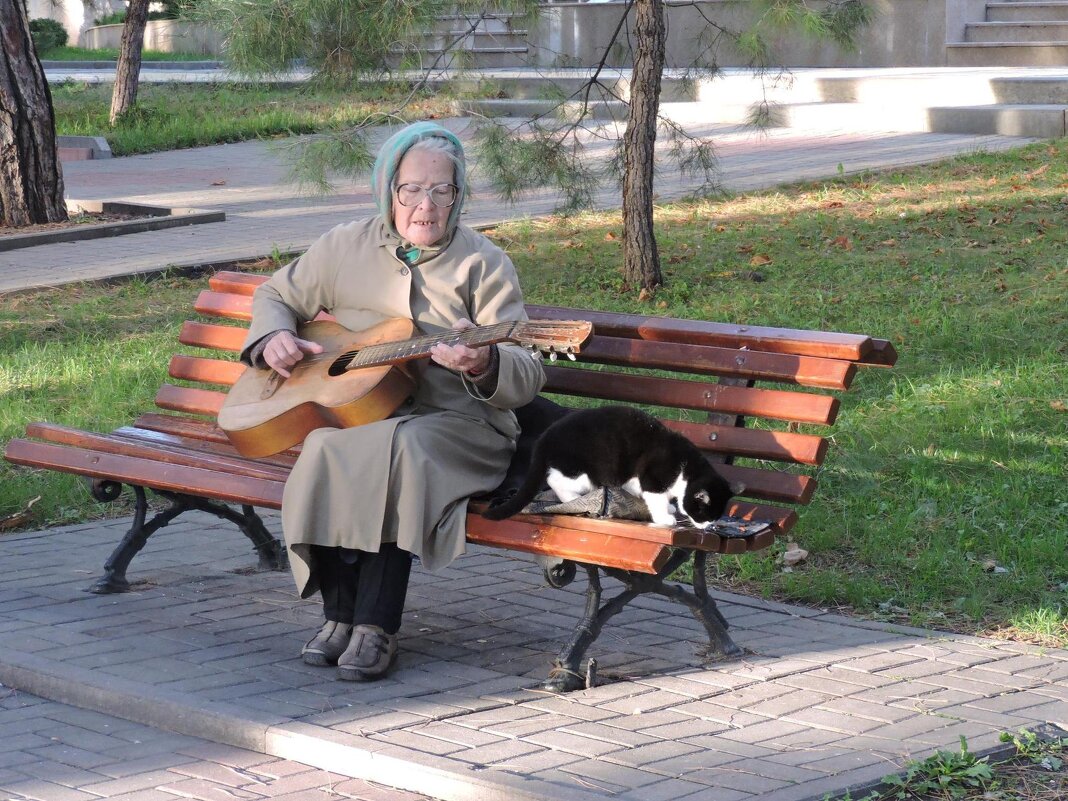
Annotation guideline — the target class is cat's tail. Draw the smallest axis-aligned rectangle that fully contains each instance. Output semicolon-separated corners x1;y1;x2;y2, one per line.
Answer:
482;446;549;520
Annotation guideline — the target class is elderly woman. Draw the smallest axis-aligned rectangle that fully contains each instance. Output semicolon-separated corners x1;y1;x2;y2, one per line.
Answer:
240;122;545;681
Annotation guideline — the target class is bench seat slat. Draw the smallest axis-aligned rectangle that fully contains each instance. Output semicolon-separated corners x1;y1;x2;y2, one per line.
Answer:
581;336;855;390
133;413;233;444
4;439;285;508
465;516;669;574
114;426;299;468
23;423;290;482
544;367;840;426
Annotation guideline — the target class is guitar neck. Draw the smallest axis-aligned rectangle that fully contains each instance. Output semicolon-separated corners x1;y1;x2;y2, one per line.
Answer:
345;321;520;370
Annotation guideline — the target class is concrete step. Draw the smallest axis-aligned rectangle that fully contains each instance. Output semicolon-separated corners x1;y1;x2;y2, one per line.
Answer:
419;32;529;51
761;100;1067;137
990;75;1068;101
430;16;524;34
392;48;531;70
966;21;1068;41
446;74;700;102
987;1;1068;22
927;103;1067;136
946;41;1068;65
454;97;629;120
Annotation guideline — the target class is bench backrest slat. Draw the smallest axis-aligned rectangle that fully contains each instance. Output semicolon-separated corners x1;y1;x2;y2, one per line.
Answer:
574;336;856;390
542;367;840;426
169;354;244;386
156;384;225;417
661;420;826;465
526;304;873;361
180;321;245;351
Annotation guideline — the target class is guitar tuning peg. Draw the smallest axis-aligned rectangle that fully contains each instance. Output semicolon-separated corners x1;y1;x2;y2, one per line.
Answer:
529;348;544;361
549;351;558;362
566;346;576;361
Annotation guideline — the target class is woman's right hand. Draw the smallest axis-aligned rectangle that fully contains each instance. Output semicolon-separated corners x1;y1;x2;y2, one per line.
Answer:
263;331;324;378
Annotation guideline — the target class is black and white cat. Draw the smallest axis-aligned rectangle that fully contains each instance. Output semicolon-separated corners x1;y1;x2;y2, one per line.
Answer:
483;405;741;528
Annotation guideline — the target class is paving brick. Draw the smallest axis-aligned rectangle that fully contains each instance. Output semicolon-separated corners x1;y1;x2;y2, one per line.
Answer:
817;696;917;724
449;738;544;767
555;720;658;749
782;707;886;735
486;747;583;774
0;778;103;801
617;775;728;801
522;728;627;758
368;729;467;756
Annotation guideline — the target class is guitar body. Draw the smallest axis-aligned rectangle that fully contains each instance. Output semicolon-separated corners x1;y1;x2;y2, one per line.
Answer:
219;318;418;458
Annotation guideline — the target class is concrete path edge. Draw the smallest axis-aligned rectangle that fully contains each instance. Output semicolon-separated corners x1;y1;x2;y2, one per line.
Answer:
0;646;612;801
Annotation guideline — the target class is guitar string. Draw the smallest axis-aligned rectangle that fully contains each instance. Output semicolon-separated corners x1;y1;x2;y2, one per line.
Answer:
262;320;584;371
277;321;520;369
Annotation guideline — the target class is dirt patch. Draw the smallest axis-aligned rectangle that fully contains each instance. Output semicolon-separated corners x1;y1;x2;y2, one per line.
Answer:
0;211;155;239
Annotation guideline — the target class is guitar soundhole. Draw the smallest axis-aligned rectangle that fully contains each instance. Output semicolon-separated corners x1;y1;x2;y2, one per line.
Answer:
328;353;355;377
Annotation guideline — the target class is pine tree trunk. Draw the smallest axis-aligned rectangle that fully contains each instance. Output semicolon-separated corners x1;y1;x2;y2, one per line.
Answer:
110;0;151;125
0;0;67;228
622;0;665;292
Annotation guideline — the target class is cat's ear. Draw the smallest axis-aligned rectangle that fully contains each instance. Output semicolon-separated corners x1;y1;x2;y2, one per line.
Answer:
695;489;711;504
729;481;746;495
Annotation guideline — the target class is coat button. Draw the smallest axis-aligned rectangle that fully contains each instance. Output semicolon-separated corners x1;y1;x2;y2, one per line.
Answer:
400;266;409;276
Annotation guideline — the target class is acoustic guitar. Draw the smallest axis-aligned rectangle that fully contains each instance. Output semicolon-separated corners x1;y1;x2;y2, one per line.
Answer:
218;317;594;458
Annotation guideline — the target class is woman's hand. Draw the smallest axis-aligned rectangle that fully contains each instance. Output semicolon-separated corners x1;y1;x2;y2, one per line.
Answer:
263;330;324;378
430;319;491;376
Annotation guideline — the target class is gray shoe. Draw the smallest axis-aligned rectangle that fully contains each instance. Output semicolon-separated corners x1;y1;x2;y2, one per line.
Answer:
301;621;353;666
336;624;398;682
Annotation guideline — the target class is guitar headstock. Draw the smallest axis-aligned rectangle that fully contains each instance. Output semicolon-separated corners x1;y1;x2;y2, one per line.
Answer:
511;320;594;362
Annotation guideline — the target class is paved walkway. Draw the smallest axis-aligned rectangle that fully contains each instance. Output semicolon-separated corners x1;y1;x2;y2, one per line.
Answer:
1;512;1065;801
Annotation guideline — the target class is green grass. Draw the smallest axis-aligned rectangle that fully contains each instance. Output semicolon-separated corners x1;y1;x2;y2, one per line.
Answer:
2;140;1066;646
51;82;460;156
41;45;210;62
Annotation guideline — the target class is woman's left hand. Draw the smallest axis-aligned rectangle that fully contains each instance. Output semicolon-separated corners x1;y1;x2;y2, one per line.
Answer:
430;318;491;376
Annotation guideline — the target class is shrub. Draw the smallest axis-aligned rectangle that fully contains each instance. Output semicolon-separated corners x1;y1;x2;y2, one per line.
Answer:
29;18;69;53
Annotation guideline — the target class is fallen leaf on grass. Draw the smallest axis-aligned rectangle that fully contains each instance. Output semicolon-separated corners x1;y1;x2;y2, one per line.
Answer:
638;288;655;302
1051;400;1067;412
0;496;41;531
604;231;618;241
749;254;772;267
831;236;853;251
210;180;227;186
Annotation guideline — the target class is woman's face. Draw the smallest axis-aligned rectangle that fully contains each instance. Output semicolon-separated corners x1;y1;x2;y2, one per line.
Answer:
392;148;455;248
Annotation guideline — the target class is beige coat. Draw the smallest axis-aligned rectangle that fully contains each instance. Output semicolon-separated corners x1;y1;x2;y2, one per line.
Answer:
240;217;545;596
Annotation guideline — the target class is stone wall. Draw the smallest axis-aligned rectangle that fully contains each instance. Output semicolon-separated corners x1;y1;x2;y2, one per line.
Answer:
80;20;223;55
528;0;957;68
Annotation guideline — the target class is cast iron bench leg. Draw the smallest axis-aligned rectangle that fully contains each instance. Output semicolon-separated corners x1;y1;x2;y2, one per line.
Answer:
87;481;287;594
543;549;742;693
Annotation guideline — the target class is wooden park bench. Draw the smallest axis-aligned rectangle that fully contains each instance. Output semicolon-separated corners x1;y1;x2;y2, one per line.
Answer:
4;270;896;691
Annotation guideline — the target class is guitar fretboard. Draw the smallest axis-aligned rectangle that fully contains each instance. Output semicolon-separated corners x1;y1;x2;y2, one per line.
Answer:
341;321;521;370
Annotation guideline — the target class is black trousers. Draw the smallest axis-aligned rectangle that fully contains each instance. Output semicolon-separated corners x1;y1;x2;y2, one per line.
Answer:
310;544;413;635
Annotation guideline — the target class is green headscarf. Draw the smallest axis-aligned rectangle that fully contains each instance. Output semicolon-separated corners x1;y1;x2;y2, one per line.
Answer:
371;122;467;263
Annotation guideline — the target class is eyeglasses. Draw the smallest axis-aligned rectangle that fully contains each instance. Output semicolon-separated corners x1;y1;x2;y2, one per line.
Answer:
395;183;459;208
